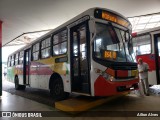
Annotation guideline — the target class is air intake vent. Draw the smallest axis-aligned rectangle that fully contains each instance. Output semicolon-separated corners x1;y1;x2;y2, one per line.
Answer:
112;65;137;70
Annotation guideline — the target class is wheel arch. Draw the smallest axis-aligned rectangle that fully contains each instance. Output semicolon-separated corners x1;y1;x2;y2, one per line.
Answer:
49;73;63;89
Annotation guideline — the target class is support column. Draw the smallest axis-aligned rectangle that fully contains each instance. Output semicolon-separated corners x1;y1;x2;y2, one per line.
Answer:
0;20;2;96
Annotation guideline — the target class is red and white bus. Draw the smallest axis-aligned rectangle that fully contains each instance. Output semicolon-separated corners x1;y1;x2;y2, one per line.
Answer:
132;26;160;85
7;7;138;99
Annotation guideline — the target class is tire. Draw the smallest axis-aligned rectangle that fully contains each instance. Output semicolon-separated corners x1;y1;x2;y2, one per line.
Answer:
20;85;26;90
50;77;69;100
15;76;26;90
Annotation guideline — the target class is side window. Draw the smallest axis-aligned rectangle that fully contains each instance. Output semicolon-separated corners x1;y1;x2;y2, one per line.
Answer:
53;29;67;55
132;34;151;55
19;51;24;64
15;53;19;65
7;56;11;67
41;37;51;59
11;55;15;66
32;43;40;61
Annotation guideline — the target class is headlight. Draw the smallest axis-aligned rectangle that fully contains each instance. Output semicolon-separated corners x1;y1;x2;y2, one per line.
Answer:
102;72;109;79
102;73;115;81
109;76;116;81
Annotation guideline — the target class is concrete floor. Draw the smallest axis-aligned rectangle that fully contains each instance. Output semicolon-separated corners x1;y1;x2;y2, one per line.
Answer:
1;80;160;120
2;80;54;106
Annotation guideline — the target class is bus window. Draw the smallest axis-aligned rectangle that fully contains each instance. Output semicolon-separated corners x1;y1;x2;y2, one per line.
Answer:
53;29;67;55
11;55;15;66
41;37;51;59
15;53;19;65
132;34;151;55
32;43;40;61
7;56;11;67
19;51;24;64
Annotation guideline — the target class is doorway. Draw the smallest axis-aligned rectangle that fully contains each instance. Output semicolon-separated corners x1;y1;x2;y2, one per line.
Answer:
70;22;90;94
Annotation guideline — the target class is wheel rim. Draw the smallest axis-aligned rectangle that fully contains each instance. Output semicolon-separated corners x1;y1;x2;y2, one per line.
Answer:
54;82;63;95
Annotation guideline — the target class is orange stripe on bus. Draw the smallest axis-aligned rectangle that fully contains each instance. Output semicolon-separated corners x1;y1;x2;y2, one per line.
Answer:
105;68;115;77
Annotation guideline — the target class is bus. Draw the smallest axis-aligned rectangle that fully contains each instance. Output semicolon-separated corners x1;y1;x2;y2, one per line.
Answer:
7;7;138;99
132;26;160;85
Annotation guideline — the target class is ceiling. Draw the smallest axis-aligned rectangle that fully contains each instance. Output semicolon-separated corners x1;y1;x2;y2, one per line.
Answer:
129;13;160;32
5;29;51;46
1;0;160;46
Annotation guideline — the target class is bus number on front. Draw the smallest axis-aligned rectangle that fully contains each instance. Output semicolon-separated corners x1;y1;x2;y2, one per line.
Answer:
104;51;117;59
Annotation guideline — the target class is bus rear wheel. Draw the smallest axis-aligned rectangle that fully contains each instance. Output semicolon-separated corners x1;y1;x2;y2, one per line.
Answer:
15;76;26;90
50;77;69;100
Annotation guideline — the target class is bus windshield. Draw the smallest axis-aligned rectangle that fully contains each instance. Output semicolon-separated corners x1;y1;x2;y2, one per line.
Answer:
94;23;133;62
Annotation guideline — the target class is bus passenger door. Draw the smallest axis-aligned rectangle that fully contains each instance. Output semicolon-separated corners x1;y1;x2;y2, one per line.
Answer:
154;34;160;84
24;49;30;85
70;22;90;94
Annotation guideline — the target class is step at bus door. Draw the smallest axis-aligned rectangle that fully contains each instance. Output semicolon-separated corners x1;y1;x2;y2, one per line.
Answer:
23;49;31;85
70;22;90;94
154;34;160;84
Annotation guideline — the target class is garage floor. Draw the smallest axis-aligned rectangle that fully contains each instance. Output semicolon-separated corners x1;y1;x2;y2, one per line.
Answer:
1;80;160;120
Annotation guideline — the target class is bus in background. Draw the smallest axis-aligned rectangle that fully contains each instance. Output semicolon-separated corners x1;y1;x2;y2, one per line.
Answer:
7;7;138;100
132;26;160;85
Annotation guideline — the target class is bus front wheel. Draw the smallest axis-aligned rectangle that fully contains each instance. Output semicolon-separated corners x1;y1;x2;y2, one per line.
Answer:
15;76;26;90
50;77;69;100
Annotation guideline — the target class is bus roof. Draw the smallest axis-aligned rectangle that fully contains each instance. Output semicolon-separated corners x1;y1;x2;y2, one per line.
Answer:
8;7;130;57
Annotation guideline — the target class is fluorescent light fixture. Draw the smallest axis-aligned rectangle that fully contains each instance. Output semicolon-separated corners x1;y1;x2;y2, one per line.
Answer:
157;22;160;27
145;23;157;28
149;18;160;23
135;24;145;29
138;16;151;24
128;13;160;32
5;29;51;46
152;15;160;19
